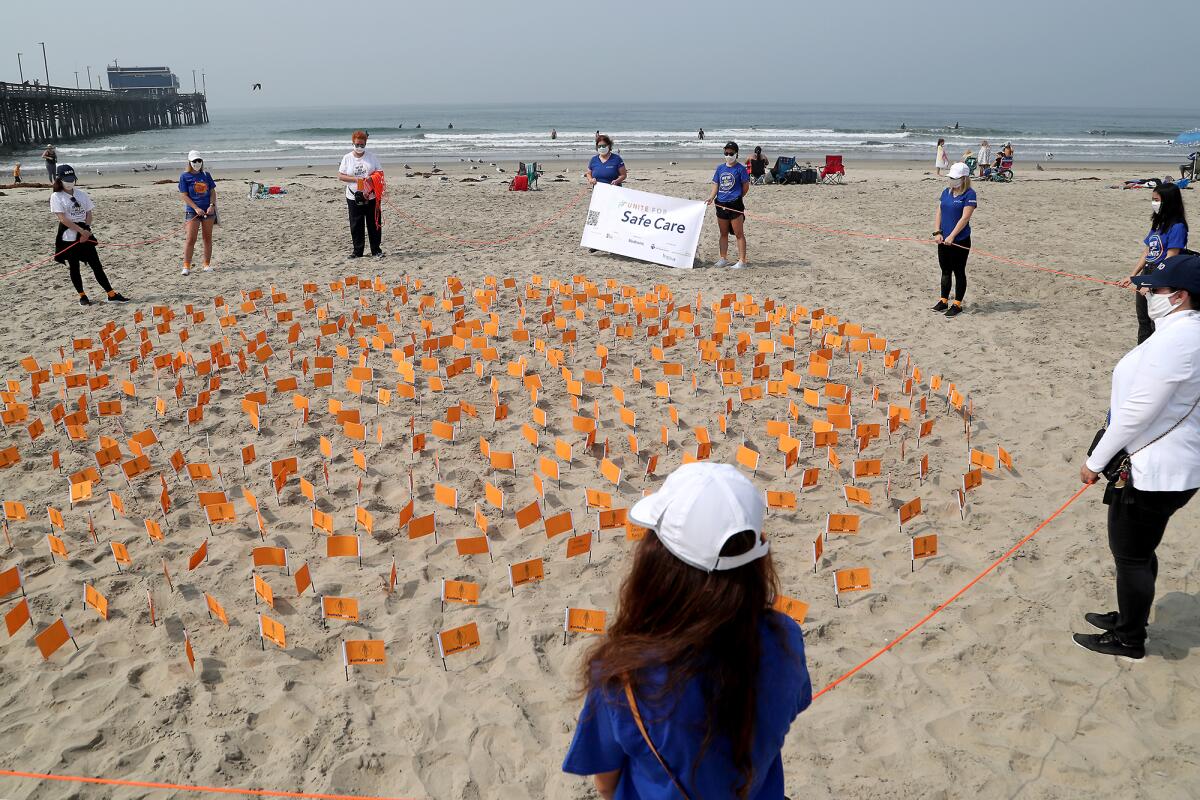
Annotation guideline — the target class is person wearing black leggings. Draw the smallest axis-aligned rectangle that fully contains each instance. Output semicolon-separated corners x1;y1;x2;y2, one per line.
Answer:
1077;254;1200;661
932;162;977;318
49;164;127;306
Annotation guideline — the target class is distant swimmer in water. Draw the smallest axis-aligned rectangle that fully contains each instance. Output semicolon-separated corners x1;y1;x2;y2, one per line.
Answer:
551;128;557;140
416;124;421;129
398;123;403;129
954;121;959;130
900;122;906;131
698;128;705;140
448;123;453;129
252;83;262;91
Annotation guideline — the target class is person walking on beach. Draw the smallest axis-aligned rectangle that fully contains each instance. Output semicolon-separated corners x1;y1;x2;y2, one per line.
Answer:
707;141;751;269
934;138;949;175
49;165;128;306
178;150;217;276
12;162;21;184
562;462;812;799
1118;183;1188;343
932;162;977;317
42;144;57;182
1076;253;1200;662
338;130;384;259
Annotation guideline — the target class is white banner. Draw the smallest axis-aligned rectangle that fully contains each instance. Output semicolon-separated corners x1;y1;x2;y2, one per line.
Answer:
579;183;705;269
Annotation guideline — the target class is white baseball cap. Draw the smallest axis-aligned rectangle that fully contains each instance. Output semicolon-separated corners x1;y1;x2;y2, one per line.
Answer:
629;462;769;572
947;162;970;179
187;150;203;162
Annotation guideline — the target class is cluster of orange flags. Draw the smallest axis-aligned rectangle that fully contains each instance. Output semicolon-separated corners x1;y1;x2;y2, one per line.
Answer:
0;272;1012;669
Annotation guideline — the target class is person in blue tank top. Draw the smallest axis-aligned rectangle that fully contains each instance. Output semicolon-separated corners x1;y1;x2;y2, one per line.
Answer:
931;162;977;318
1118;182;1188;343
706;141;751;269
563;462;812;800
178;150;218;276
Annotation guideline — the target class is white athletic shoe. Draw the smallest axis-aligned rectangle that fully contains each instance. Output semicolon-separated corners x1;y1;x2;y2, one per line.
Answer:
713;257;731;268
181;266;190;276
728;261;746;269
202;264;213;272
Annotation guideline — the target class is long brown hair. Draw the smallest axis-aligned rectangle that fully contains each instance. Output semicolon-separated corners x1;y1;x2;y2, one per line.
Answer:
580;530;780;798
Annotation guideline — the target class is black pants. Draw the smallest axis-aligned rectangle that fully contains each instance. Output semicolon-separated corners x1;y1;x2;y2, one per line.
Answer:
1135;291;1153;345
347;198;382;256
66;252;113;295
1105;485;1197;644
937;237;970;301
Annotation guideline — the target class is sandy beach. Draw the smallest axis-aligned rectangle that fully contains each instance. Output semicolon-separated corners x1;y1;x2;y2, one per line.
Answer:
0;158;1197;800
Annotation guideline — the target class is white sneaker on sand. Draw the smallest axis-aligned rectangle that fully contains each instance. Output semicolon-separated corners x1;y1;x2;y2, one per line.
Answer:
728;261;746;269
202;264;213;272
181;266;190;276
713;257;731;268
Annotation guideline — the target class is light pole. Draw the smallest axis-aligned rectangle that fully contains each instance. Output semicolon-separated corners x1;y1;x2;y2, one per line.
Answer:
74;71;79;88
202;71;207;96
86;65;92;89
38;41;49;86
16;53;23;83
192;69;197;94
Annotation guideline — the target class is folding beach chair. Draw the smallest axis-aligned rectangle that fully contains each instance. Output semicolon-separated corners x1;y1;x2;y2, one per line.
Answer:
819;155;845;184
771;156;797;184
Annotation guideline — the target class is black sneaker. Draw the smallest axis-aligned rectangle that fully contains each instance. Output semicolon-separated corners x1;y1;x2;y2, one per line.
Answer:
78;295;92;306
372;251;386;259
1085;611;1119;632
1073;631;1144;662
945;304;963;318
588;248;597;254
108;292;129;302
932;300;948;312
348;253;364;259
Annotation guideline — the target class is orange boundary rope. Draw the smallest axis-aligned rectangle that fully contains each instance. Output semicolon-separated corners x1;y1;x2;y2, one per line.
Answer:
812;483;1093;700
0;769;415;800
0;221;188;282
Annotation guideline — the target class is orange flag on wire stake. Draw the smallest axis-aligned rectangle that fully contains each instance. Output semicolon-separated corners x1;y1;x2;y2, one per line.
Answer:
436;621;480;670
563;607;606;644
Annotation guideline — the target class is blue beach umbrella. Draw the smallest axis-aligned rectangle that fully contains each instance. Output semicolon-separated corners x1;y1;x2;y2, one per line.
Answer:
1175;129;1200;146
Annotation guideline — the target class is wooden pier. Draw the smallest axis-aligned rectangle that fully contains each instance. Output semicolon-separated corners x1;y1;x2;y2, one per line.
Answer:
0;83;208;151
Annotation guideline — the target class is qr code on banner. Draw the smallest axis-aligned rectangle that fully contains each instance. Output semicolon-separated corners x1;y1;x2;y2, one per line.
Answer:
586;211;601;227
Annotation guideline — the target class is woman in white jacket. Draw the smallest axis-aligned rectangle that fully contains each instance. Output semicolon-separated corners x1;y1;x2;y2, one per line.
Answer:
1076;253;1200;661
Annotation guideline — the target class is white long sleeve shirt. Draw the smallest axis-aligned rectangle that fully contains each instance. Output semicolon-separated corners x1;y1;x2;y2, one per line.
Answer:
1086;310;1200;491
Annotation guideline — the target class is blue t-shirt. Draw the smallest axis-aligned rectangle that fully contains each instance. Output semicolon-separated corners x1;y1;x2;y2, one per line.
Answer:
1144;222;1188;267
589;154;625;184
712;162;750;203
938;186;978;242
179;170;216;210
563;613;811;799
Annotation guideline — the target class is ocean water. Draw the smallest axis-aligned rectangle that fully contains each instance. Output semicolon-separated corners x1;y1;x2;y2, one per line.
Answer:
15;102;1198;172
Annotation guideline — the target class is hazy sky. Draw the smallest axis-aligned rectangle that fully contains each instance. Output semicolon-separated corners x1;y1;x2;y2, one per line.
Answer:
3;0;1191;110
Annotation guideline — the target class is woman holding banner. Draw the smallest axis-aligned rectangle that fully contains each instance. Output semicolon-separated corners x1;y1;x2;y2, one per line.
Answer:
587;136;626;187
563;462;811;799
706;141;751;269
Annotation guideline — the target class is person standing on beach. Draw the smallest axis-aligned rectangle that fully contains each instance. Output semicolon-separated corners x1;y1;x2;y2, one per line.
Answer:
1118;183;1188;343
1076;253;1200;662
706;141;751;269
932;162;976;317
934;138;949;175
42;144;57;182
977;140;991;174
698;127;705;141
49;165;128;306
178;150;217;276
338;130;384;259
12;162;21;184
587;136;626;188
562;462;812;800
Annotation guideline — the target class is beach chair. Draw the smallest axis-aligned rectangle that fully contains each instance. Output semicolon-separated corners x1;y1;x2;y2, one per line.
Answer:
964;156;978;176
819;155;845;184
771;157;797;184
517;162;541;190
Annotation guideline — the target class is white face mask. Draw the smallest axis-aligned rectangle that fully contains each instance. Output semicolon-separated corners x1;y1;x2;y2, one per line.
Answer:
62;181;75;190
1151;200;1162;213
1146;290;1183;320
353;145;365;155
724;154;736;165
949;178;964;189
597;146;609;155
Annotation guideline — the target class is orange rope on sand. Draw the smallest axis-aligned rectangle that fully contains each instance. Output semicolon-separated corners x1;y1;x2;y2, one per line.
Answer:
387;187;589;247
0;221;188;282
0;769;416;800
812;483;1093;700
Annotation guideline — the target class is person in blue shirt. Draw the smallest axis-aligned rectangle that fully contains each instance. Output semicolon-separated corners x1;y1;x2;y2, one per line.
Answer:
563;462;812;800
1118;182;1188;343
706;141;751;269
178;149;217;276
932;162;978;318
588;135;627;188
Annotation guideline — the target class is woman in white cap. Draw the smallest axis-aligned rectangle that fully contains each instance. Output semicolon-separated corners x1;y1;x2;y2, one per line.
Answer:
1076;253;1200;661
50;164;128;306
178;150;217;275
563;462;812;799
931;161;977;317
